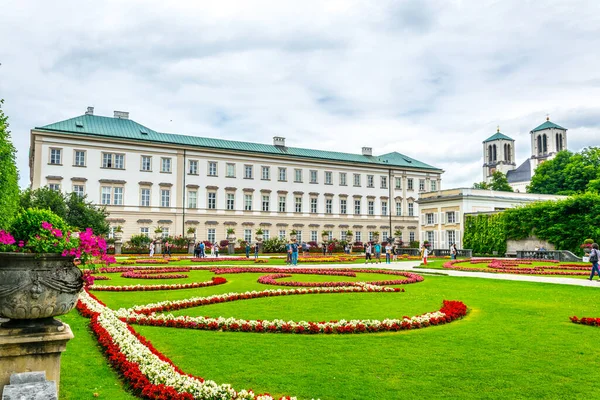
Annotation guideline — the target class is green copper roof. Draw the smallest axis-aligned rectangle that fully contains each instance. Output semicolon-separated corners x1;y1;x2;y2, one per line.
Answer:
531;120;566;132
483;132;514;143
36;114;441;171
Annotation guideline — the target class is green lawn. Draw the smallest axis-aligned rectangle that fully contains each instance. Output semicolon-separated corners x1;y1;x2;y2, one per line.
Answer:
60;266;600;399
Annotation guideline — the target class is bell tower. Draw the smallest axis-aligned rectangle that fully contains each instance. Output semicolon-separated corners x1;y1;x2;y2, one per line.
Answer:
482;126;516;182
530;116;567;171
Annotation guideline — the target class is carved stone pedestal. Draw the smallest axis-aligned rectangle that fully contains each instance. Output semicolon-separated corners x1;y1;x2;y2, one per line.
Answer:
0;321;73;395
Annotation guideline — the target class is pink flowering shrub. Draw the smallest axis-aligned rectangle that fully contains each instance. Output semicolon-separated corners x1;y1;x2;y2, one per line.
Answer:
1;208;114;267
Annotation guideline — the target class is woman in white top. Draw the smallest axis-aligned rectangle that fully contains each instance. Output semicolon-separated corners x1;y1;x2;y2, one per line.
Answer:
149;241;155;257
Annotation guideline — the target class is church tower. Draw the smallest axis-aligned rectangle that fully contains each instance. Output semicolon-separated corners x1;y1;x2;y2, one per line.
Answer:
530;116;567;171
482;127;516;182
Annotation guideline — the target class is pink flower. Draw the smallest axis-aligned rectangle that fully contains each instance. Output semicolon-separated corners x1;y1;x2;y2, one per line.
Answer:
18;241;25;248
41;221;53;230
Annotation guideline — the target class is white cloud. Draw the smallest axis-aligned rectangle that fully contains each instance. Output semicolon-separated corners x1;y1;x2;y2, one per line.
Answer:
1;0;600;189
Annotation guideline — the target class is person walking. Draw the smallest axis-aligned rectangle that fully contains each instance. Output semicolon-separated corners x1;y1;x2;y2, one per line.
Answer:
302;242;308;257
210;243;215;257
588;243;600;281
328;242;334;256
163;240;169;258
322;243;327;256
254;242;259;259
149;241;155;257
385;242;392;264
364;243;372;264
374;242;381;264
285;242;292;265
200;241;205;258
214;243;219;257
291;240;299;266
420;244;429;265
245;242;251;258
450;243;457;260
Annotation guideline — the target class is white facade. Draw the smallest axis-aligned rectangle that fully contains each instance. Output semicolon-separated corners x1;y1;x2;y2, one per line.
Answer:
417;188;566;248
30;111;443;244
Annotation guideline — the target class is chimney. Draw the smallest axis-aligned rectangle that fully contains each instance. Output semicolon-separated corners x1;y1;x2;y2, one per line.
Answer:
273;136;286;147
85;106;94;116
114;110;129;119
362;147;372;156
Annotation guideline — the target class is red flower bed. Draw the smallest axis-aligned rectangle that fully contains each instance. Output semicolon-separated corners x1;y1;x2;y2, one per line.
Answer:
122;271;188;279
90;277;227;292
570;316;600;327
444;259;588;276
189;257;249;262
257;271;422;287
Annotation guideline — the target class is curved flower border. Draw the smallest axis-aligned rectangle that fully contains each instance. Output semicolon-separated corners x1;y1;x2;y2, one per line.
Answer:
444;259;589;276
570;316;600;327
89;277;227;292
77;291;293;400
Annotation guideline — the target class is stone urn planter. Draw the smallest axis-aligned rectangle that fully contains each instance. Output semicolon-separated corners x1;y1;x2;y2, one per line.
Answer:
321;234;329;242
255;234;263;242
0;253;83;326
394;237;401;245
290;233;298;241
345;234;353;242
373;235;380;243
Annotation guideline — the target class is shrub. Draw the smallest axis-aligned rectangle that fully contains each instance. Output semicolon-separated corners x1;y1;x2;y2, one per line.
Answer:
128;234;152;248
10;208;70;244
262;237;287;253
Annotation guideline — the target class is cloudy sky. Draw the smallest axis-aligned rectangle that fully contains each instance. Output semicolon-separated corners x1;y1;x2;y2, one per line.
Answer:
1;0;600;189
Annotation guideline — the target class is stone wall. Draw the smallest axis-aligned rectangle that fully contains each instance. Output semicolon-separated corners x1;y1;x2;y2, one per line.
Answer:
506;236;555;253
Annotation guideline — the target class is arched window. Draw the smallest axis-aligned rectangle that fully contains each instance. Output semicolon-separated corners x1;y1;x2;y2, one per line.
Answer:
537;135;542;155
492;144;497;161
488;145;493;163
506;144;511;162
556;133;563;151
542;134;547;154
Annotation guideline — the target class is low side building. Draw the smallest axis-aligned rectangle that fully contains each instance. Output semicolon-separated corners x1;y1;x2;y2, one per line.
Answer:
417;188;566;248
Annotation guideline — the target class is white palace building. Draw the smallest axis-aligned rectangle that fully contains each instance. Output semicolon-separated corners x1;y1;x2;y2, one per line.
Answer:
29;107;443;245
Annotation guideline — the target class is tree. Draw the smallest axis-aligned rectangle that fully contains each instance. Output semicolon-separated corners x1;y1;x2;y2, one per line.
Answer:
20;188;109;235
0;99;20;229
488;171;513;192
473;171;513;192
528;147;600;195
65;193;109;236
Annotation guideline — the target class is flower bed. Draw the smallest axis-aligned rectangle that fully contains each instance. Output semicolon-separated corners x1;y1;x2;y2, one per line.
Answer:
77;291;290;399
444;259;589;276
90;277;227;292
570;316;600;327
121;271;189;279
190;257;250;262
257;272;421;287
125;298;467;334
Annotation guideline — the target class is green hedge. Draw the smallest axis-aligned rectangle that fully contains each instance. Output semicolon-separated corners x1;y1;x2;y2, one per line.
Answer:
463;213;507;255
463;193;600;255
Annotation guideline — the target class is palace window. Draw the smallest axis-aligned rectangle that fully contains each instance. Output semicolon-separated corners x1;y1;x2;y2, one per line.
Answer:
207;192;216;209
261;166;270;180
141;156;152;171
226;193;235;210
50;148;62;165
161;157;172;173
245;165;254;179
160;189;170;207
140;188;150;206
340;173;347;186
74;150;86;167
278;167;287;181
188;160;198;175
208;161;217;176
188;191;197;208
226;163;236;177
244;194;252;211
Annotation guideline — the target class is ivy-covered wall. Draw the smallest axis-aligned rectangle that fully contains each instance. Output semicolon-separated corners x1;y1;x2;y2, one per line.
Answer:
463;213;506;255
463;193;600;255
